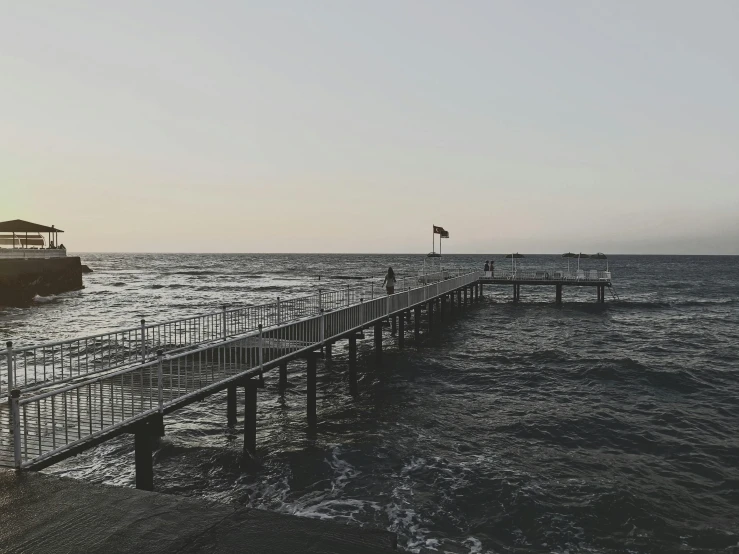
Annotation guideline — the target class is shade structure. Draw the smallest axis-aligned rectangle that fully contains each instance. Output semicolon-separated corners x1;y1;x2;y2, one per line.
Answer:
0;219;63;233
590;252;608;270
562;252;577;271
505;253;524;272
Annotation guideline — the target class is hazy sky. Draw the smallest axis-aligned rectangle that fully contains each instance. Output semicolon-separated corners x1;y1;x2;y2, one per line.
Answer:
2;1;737;253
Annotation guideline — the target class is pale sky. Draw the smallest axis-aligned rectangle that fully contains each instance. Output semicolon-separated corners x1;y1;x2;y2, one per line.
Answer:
2;1;738;254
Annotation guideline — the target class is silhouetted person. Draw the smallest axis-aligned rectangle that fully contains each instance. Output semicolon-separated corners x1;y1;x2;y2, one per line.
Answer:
484;261;490;272
383;267;396;295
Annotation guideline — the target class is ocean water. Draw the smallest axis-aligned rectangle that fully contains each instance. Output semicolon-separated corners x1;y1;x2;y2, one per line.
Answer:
1;254;738;553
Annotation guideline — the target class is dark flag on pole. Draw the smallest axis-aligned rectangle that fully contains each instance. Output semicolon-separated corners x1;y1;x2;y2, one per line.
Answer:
440;230;449;238
433;225;445;235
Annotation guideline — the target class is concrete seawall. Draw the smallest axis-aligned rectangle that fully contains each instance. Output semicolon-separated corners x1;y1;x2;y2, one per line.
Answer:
0;470;397;553
0;257;83;306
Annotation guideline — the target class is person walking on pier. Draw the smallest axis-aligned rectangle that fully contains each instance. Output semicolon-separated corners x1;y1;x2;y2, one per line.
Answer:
484;261;490;276
383;267;396;295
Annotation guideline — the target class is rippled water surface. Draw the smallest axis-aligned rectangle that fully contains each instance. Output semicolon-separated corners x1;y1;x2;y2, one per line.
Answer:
1;254;738;553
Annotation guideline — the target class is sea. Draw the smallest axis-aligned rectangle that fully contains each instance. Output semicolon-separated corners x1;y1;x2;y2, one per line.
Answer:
1;253;738;554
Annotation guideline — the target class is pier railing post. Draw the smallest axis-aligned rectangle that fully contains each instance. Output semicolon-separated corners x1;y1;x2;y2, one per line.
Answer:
319;310;325;344
11;388;21;469
140;319;146;363
157;349;163;413
222;305;227;341
5;341;13;398
318;289;323;315
346;285;350;307
277;297;282;324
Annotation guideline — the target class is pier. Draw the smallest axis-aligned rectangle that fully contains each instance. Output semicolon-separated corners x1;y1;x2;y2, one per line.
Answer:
0;270;486;482
0;265;612;484
479;268;614;303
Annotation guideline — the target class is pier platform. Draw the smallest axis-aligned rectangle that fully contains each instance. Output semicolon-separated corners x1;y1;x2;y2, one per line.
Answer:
0;470;397;553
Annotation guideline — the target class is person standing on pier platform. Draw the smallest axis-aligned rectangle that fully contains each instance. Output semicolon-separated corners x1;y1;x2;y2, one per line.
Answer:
484;261;490;276
383;267;396;295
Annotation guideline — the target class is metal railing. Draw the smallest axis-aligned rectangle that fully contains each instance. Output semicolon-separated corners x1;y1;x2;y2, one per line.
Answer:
0;249;67;259
1;269;468;396
6;270;480;468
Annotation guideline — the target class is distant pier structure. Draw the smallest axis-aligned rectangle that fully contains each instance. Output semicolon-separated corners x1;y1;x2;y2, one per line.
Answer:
479;269;613;303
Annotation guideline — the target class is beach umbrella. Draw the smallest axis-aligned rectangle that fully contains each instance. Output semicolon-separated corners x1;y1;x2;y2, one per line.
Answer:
505;252;524;271
562;252;577;272
590;252;608;270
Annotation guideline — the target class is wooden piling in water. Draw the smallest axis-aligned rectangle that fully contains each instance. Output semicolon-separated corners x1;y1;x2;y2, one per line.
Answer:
134;428;153;491
279;362;288;395
348;335;358;396
414;306;421;340
374;322;383;361
244;380;258;456
227;384;237;426
306;354;317;431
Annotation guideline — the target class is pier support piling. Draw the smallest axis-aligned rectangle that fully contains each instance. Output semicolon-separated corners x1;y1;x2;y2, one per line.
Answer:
348;335;358;396
374;322;383;361
556;284;562;305
440;296;446;320
398;313;405;349
325;343;332;359
391;316;397;335
279;362;288;395
464;287;468;306
244;379;258;456
428;301;434;332
227;384;237;426
134;427;154;491
414;306;421;340
306;353;317;431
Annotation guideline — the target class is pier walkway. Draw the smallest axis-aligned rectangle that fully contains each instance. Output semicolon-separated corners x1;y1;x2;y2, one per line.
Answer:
0;270;483;477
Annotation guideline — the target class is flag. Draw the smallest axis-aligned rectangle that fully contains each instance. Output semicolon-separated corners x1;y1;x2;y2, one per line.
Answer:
440;230;449;238
433;225;444;235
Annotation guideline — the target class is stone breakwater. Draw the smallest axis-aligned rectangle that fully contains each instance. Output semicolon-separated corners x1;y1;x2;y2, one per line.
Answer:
0;257;84;306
